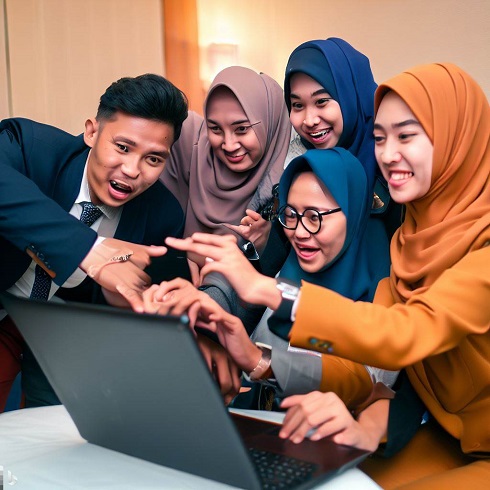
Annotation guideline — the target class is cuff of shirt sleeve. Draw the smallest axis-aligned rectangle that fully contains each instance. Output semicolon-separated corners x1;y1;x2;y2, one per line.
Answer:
352;382;395;419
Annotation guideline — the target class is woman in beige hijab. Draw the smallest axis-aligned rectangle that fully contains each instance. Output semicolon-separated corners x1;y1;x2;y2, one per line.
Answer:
162;66;290;260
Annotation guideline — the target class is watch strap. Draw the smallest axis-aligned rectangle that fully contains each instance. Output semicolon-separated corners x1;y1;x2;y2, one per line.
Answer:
274;278;300;320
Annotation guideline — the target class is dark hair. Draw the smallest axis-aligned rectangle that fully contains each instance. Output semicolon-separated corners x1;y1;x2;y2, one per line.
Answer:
96;74;188;141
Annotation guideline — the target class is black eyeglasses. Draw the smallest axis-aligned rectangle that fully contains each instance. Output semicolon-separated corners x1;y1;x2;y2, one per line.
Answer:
278;204;342;235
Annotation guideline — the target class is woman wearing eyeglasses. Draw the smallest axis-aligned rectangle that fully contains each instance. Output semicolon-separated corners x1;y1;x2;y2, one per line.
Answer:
150;148;395;410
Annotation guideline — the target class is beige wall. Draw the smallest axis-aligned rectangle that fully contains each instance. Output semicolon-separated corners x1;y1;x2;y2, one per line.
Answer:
1;0;488;133
4;0;164;134
197;0;490;99
0;0;10;118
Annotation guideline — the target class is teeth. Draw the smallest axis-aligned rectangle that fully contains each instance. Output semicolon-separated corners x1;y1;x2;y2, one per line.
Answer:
391;172;413;181
110;180;131;192
310;130;327;138
298;245;317;251
309;128;332;138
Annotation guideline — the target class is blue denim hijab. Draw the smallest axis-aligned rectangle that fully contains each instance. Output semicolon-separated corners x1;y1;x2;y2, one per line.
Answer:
278;148;385;302
284;38;378;193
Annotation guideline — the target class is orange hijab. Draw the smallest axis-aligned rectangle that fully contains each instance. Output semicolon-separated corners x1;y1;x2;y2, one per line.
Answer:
374;63;490;303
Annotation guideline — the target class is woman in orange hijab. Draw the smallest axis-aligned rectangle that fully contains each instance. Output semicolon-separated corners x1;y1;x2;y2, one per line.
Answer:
166;62;490;488
276;62;490;489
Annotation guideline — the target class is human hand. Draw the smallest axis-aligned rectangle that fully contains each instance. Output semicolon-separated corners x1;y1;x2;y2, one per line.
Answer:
137;278;206;326
80;238;167;312
124;277;262;374
224;210;272;254
187;258;201;287
196;334;241;405
195;298;262;373
118;275;262;374
165;234;279;308
101;287;133;308
279;391;379;452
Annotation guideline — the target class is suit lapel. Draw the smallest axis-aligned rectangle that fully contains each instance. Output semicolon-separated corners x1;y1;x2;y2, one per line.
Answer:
54;145;89;211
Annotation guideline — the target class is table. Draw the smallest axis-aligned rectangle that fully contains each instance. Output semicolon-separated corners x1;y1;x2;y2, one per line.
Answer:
0;406;381;489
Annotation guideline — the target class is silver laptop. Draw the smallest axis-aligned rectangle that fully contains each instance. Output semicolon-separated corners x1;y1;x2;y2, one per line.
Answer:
1;292;369;489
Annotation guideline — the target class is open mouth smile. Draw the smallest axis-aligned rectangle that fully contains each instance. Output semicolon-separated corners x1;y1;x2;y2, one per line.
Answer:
390;171;413;180
388;171;414;187
306;128;332;143
224;152;247;163
110;180;133;196
296;244;320;259
309;129;330;137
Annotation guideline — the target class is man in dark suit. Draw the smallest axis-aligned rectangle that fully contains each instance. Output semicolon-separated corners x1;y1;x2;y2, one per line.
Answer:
0;73;188;407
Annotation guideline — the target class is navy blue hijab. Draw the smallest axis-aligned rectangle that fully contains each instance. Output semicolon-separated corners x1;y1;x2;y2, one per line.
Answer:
277;148;385;302
284;38;378;193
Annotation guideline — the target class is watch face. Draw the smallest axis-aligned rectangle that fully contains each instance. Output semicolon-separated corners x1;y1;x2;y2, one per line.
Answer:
282;284;298;294
277;281;300;299
242;241;259;260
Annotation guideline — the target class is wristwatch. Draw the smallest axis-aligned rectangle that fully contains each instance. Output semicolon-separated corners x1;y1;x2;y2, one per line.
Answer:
241;240;260;261
248;342;273;381
274;278;300;320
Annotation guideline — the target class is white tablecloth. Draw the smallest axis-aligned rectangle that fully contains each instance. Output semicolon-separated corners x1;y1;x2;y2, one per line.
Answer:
0;406;381;489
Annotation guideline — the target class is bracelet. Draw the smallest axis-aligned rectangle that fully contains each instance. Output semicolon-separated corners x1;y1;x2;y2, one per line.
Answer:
248;342;272;381
86;245;134;280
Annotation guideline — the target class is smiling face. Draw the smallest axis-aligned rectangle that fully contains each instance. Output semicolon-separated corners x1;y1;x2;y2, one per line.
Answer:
288;73;343;149
84;112;174;207
205;87;263;172
374;92;434;204
284;171;347;273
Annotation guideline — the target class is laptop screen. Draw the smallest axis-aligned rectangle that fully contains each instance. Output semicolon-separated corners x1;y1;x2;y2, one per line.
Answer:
1;293;369;489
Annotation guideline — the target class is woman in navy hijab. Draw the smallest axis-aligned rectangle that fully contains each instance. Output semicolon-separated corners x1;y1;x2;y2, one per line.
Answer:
245;148;396;405
284;37;402;241
158;149;397;408
256;38;394;292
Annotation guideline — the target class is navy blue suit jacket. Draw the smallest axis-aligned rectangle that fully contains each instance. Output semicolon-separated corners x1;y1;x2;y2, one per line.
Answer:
0;118;185;292
1;118;185;408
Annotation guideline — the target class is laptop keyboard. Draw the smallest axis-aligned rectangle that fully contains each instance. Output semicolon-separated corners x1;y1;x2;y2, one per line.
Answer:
248;447;318;489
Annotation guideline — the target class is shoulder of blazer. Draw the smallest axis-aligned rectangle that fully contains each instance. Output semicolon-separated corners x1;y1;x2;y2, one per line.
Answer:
1;117;79;143
1;117;87;165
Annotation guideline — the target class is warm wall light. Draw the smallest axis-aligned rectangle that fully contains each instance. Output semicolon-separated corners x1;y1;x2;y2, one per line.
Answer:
202;42;238;90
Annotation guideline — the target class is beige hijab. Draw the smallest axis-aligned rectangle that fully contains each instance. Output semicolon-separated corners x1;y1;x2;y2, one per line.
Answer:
179;66;291;236
374;63;490;303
